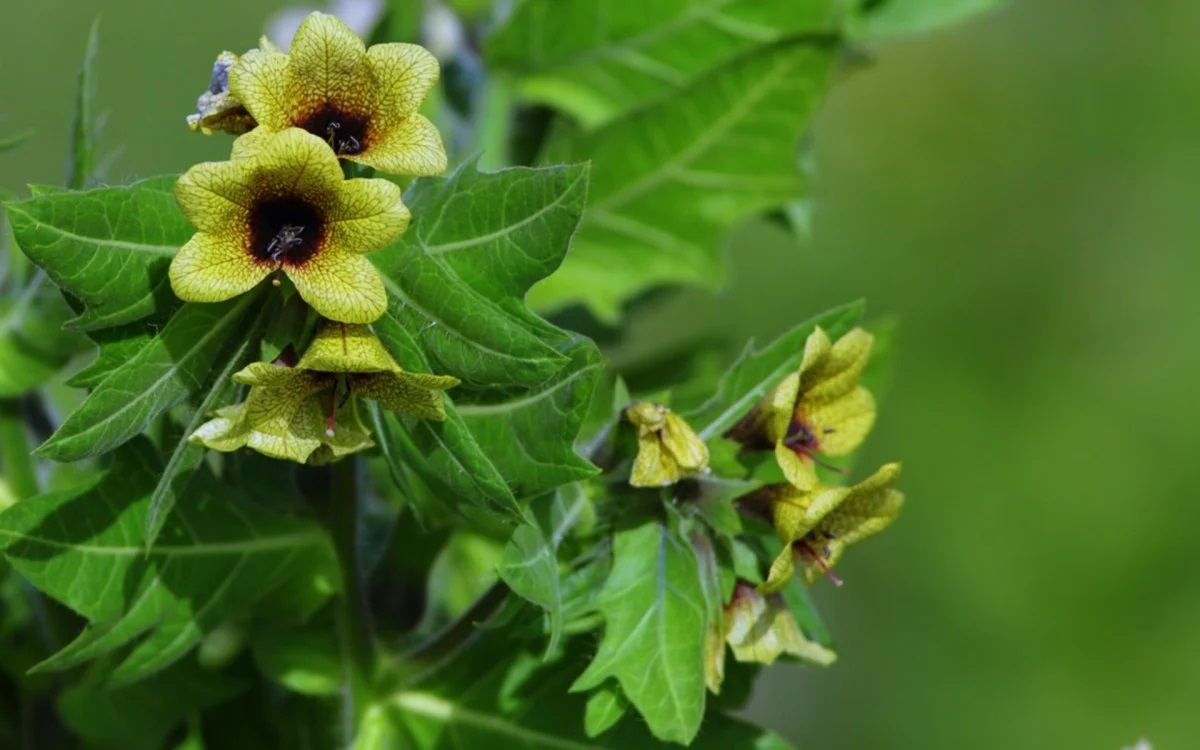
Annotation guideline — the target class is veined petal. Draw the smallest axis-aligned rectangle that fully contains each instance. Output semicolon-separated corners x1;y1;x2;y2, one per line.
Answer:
803;387;876;456
327;178;410;252
771;484;849;545
760;547;795;595
190;405;250;452
230;126;275;161
175;160;253;232
353;371;457;421
169;232;268;303
243;128;345;205
764;372;800;444
232;362;325;394
366;43;439;120
775;441;818;492
358;114;447;176
803;327;873;401
285;248;387;324
288;13;372;116
242;392;326;463
228;48;294;130
298;321;402;373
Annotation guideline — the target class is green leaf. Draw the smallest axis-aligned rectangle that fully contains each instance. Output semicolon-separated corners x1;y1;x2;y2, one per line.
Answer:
572;518;710;744
65;321;157;388
679;299;865;441
0;439;339;683
5;176;190;331
455;337;603;500
37;293;262;462
584;682;629;738
0;129;32;153
528;41;835;320
68;18;101;189
0;275;85;397
498;486;589;654
58;657;244;750
370;161;590;389
252;620;344;697
489;0;836;128
851;0;1003;38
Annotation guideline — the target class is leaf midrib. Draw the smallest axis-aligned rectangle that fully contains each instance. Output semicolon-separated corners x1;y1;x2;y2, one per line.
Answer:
392;692;610;750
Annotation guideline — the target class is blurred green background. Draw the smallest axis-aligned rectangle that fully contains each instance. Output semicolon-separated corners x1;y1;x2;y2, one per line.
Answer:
2;1;1196;748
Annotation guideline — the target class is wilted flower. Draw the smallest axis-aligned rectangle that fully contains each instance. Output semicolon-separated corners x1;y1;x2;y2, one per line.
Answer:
625;401;709;488
170;127;408;323
706;582;836;693
191;320;458;464
741;463;903;592
229;12;447;175
186;50;257;135
727;327;876;491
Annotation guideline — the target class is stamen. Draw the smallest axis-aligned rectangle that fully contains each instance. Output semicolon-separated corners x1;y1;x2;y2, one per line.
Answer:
325;387;337;438
267;224;305;262
798;540;843;587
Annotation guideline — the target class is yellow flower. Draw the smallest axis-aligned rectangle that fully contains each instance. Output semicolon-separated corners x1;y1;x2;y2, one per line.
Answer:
706;582;836;692
625;401;710;488
743;463;903;592
186;51;257;135
228;12;447;175
727;327;876;491
170;127;409;323
191;321;459;464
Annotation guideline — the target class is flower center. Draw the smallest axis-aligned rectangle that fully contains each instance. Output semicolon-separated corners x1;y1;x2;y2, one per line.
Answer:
795;533;843;587
298;105;369;156
783;418;845;474
249;197;324;266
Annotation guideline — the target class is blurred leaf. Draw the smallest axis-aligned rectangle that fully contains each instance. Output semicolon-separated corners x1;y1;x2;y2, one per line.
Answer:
253;620;344;697
370;161;590;390
0;129;32;153
0;275;85;397
572;517;710;743
67;18;100;189
489;0;836;128
5;176;189;331
37;294;262;462
58;658;243;750
678;299;864;440
529;42;835;320
0;439;340;684
455;337;603;500
851;0;1003;38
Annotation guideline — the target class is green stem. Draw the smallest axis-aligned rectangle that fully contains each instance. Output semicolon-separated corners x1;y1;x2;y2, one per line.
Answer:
0;399;38;501
329;456;376;734
476;74;513;171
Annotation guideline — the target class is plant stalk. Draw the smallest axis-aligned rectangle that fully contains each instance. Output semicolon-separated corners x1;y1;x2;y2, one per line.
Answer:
329;455;376;735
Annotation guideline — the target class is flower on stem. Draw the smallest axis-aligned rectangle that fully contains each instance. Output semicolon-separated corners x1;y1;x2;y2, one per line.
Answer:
705;582;835;693
727;326;876;491
625;401;709;488
186;50;258;135
741;463;903;592
229;11;447;175
191;321;459;464
170;127;408;323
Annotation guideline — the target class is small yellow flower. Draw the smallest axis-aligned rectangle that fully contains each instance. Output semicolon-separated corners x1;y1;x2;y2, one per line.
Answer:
706;582;835;693
229;12;447;175
191;321;459;464
727;327;876;491
625;401;710;488
170;127;409;323
187;51;257;135
743;463;903;592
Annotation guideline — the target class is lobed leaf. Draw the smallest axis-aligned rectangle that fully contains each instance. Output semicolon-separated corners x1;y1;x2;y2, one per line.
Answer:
0;439;340;685
489;0;836;128
5;176;191;331
529;42;836;320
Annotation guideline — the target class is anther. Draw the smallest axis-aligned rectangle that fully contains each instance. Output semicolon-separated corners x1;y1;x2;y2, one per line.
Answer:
267;224;305;262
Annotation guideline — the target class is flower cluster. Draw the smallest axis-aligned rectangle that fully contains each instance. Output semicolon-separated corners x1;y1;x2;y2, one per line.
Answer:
625;326;903;655
175;13;453;464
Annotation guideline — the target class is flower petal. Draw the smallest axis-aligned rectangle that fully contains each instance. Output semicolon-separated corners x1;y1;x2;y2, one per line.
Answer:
358;113;447;176
230;126;274;161
285;248;387;324
327;178;410;252
175;160;253;232
169;232;268;303
366;42;439;120
243;128;345;206
759;546;795;595
775;441;818;491
228;48;294;129
298;321;402;373
233;362;325;393
287;12;372;116
190;405;250;452
802;327;873;402
803;386;876;456
242;392;326;463
353;371;457;421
